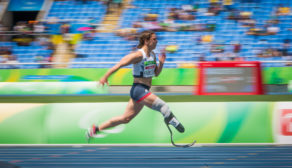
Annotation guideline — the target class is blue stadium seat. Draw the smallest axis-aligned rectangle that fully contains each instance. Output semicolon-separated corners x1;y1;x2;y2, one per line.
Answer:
55;0;292;68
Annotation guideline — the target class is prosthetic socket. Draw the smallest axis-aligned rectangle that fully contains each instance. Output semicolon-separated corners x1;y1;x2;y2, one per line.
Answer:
151;98;185;133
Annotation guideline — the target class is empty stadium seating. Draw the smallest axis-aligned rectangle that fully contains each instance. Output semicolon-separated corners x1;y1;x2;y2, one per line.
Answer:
46;0;106;23
0;41;53;69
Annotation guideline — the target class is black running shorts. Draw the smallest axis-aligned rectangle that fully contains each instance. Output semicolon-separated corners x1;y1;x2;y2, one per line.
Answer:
130;83;151;102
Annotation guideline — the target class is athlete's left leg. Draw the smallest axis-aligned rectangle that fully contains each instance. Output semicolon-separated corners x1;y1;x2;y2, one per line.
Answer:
86;98;144;141
98;98;144;131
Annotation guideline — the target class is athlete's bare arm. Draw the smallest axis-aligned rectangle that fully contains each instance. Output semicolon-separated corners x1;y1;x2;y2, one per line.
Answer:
99;51;143;85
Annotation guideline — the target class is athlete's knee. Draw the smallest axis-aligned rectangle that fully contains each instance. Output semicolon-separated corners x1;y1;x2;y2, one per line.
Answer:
120;116;132;124
151;97;171;118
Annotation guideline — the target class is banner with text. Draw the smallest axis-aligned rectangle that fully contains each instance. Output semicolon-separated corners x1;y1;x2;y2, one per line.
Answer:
0;102;276;144
1;67;292;85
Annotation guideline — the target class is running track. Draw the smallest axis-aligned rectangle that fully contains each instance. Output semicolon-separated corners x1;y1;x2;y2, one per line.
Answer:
0;145;292;168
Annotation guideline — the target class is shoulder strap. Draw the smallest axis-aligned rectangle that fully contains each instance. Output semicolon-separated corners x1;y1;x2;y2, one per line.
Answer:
139;49;146;58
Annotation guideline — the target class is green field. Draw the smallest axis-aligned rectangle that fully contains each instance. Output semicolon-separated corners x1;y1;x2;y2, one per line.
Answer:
1;94;291;103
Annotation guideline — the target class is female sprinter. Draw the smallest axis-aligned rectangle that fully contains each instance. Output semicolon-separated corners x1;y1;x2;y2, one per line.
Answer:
86;30;184;140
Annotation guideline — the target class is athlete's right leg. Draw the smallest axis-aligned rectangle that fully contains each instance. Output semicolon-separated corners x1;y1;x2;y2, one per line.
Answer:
86;98;144;139
139;93;185;133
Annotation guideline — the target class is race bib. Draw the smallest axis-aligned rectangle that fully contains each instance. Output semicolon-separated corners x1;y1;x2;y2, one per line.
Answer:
143;60;156;78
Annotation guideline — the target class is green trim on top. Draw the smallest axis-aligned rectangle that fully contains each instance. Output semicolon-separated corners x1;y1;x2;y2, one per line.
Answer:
0;67;292;85
1;95;292;103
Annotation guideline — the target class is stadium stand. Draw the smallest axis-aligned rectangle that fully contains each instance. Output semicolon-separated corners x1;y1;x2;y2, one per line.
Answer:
46;0;106;24
0;40;54;69
1;0;292;68
67;0;292;68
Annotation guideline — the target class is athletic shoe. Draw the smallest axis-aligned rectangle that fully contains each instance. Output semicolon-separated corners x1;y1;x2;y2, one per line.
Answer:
165;113;185;133
85;124;99;143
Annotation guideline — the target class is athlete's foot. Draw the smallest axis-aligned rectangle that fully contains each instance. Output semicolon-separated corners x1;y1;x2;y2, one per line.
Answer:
164;113;185;133
85;124;99;143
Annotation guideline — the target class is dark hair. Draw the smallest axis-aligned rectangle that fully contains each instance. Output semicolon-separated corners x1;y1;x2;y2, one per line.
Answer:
137;30;155;49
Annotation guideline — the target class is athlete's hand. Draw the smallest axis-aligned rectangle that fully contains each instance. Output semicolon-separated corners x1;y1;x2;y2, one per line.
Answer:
159;48;166;64
98;76;108;86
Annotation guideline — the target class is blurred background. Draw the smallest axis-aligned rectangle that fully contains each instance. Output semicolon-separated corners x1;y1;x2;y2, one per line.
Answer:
0;0;292;145
0;0;292;94
0;0;291;66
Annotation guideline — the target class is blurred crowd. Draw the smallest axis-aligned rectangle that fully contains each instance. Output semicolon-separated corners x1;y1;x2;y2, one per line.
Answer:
0;0;292;69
